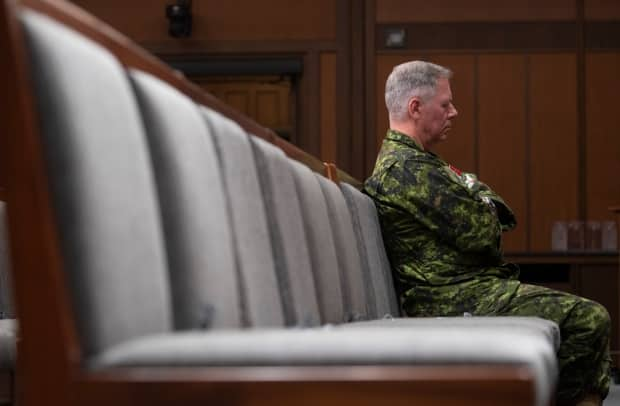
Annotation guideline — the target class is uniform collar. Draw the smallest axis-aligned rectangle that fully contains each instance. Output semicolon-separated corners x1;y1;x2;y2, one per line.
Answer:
386;129;424;151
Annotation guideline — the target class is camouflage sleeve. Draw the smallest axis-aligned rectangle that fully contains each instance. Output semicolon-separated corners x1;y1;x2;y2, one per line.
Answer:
394;161;503;255
461;174;517;232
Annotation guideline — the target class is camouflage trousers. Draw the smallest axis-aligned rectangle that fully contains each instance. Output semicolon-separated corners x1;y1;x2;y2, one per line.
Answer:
405;280;611;402
495;283;611;403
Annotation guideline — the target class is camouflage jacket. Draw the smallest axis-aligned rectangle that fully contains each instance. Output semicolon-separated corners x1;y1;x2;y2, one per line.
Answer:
364;130;520;316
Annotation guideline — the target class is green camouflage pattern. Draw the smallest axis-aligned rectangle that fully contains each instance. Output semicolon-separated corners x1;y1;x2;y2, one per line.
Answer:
364;130;521;315
497;283;611;401
364;129;610;401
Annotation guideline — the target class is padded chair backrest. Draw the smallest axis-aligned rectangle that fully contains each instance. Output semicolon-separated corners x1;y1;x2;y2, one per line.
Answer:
21;11;172;356
129;70;242;330
200;108;284;328
340;183;400;318
315;175;368;322
0;203;14;319
251;138;321;327
288;160;345;324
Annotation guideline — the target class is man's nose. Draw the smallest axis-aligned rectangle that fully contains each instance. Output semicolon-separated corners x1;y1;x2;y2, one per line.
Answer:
449;104;458;118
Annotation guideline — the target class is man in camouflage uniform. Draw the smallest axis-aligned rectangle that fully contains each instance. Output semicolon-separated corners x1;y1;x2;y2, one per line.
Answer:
364;60;611;406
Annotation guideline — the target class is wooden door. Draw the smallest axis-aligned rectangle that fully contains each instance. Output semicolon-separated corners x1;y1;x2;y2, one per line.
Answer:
193;75;295;142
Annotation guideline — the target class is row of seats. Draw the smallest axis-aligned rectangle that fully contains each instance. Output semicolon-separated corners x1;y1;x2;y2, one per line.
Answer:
0;7;560;405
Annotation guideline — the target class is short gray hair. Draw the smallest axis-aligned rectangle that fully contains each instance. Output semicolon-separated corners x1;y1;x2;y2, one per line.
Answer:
385;60;452;121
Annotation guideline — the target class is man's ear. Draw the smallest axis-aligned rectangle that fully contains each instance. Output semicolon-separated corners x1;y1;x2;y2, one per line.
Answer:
407;97;422;118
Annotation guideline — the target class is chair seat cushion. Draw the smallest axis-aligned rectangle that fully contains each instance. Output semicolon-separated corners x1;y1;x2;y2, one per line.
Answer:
91;326;556;406
341;316;560;351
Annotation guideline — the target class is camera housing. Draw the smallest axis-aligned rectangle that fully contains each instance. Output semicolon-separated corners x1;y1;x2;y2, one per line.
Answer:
166;1;192;38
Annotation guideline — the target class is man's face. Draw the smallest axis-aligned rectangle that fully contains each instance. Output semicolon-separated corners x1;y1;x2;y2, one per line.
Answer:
417;77;458;149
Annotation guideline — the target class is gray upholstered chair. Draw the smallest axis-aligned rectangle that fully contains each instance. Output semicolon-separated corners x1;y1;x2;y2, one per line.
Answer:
200;107;285;328
250;137;321;327
22;9;174;359
129;70;242;330
315;175;370;321
340;183;400;318
288;159;345;324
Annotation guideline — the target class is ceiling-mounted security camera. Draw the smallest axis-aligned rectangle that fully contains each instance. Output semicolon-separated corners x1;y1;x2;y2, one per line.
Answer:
166;0;192;38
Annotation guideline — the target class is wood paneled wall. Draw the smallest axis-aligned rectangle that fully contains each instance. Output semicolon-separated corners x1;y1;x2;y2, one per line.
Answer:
529;54;579;251
586;0;620;20
70;0;346;173
376;0;576;22
72;0;337;43
477;55;528;251
320;53;338;164
31;0;620;253
585;53;620;221
372;0;620;252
